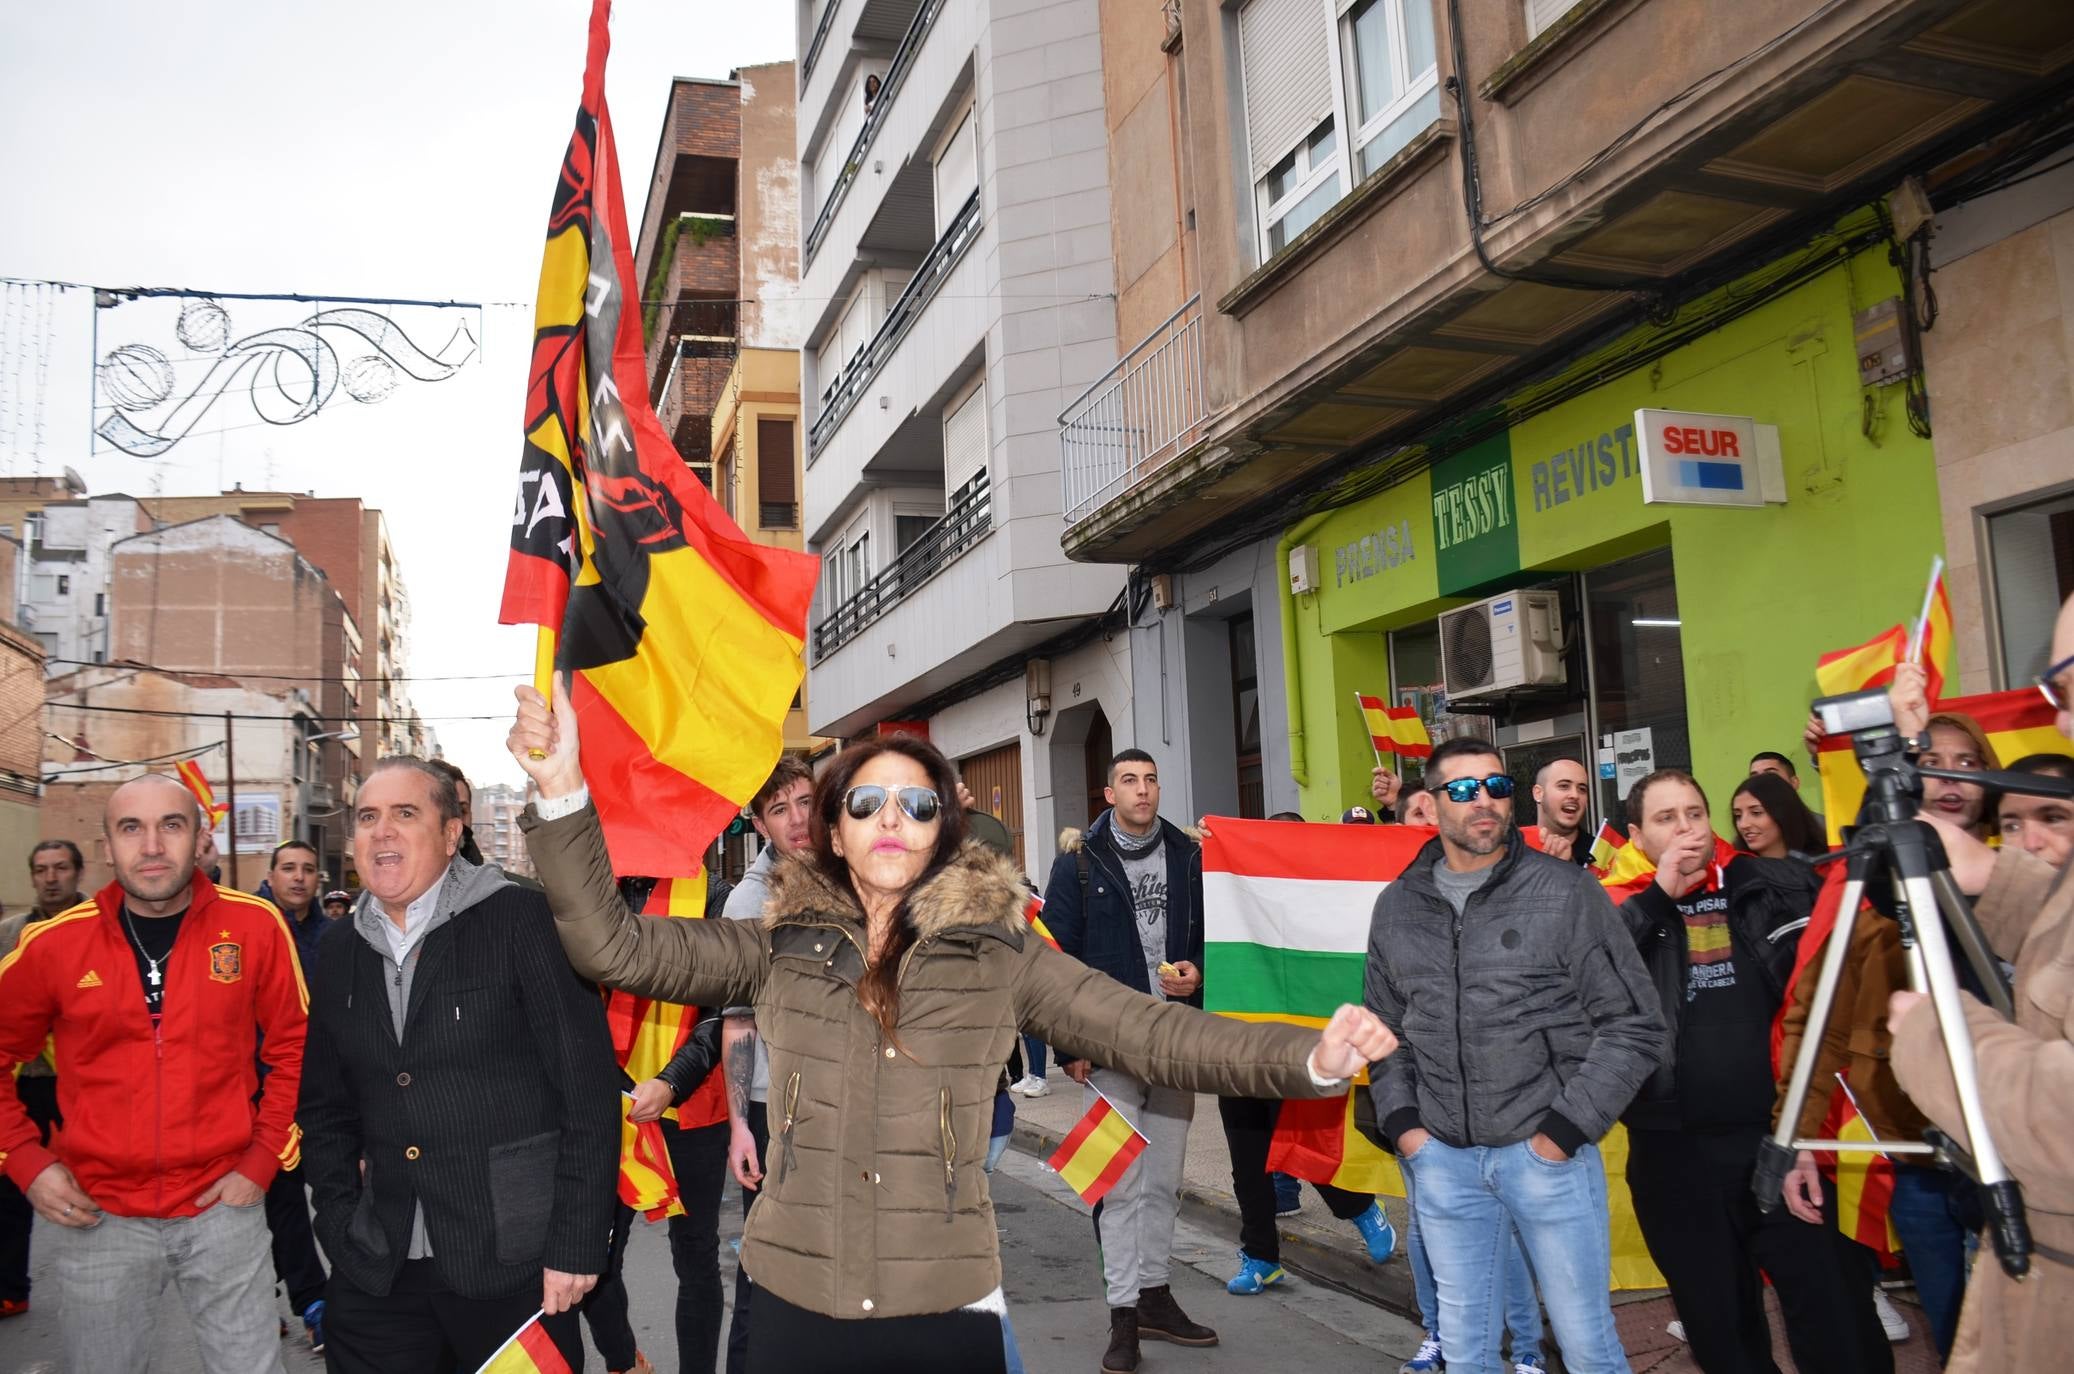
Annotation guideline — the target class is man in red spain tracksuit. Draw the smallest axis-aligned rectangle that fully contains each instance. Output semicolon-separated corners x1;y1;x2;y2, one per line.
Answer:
0;774;308;1371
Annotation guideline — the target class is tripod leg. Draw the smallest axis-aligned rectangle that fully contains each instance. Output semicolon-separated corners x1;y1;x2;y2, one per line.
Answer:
1756;876;1871;1211
1929;868;2015;1018
1897;871;2031;1279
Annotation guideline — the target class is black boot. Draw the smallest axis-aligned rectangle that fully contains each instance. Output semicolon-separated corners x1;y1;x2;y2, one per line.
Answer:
1136;1284;1218;1346
1102;1305;1140;1373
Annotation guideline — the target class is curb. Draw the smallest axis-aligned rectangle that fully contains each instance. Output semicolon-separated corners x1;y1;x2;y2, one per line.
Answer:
1008;1118;1421;1323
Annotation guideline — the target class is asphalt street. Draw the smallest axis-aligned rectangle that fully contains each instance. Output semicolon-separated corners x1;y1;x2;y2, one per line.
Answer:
0;1145;1425;1373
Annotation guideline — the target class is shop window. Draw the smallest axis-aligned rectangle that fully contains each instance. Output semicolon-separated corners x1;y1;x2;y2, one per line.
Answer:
1585;547;1690;821
1231;613;1265;818
1984;488;2074;688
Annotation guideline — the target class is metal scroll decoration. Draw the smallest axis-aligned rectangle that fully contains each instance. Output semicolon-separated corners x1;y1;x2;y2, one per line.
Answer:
92;294;479;458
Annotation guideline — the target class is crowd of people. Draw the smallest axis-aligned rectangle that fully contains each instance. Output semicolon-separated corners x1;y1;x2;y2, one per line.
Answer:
0;595;2070;1374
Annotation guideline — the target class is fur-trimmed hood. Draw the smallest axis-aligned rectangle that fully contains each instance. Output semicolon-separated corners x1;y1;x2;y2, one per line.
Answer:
761;838;1030;942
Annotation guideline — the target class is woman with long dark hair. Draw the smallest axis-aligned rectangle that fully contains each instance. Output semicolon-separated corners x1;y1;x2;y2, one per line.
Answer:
1728;771;1827;858
508;681;1395;1374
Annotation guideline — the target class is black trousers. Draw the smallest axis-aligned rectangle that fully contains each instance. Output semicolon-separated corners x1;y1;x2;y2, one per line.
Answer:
266;1159;329;1316
1217;1095;1372;1263
653;1114;730;1374
723;1102;769;1374
0;1075;57;1303
578;1202;640;1371
1627;1125;1893;1374
747;1286;1005;1374
324;1258;584;1373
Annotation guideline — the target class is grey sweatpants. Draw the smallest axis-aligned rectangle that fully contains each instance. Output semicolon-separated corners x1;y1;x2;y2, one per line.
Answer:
55;1198;287;1373
1088;1067;1194;1309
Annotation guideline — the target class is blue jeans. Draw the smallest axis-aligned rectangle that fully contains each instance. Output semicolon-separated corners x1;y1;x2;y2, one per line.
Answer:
1023;1035;1049;1080
1001;1309;1027;1374
1887;1163;1969;1359
1406;1138;1628;1374
1404;1160;1543;1362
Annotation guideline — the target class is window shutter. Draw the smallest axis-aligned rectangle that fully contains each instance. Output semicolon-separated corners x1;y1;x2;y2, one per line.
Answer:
943;380;989;502
1239;0;1334;182
1525;0;1579;38
757;417;797;527
934;112;978;236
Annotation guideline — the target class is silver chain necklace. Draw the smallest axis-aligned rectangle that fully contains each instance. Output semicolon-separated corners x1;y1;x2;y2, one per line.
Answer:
120;907;167;988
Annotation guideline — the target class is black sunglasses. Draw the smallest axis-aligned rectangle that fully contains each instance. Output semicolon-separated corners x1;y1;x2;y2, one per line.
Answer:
842;785;942;825
1429;774;1517;804
2039;651;2074;712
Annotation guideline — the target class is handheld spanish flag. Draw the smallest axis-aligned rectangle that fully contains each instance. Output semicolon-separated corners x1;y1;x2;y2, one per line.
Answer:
475;1310;571;1374
1814;624;1909;699
618;1095;682;1221
1025;893;1060;951
1905;555;1954;702
175;758;229;825
1048;1090;1148;1204
497;0;819;877
1356;695;1433;760
1587;819;1627;874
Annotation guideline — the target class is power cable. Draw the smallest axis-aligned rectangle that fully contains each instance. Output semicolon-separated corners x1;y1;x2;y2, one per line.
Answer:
46;657;528;685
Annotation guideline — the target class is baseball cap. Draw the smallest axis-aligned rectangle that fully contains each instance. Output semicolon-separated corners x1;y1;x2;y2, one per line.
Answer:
1340;806;1374;825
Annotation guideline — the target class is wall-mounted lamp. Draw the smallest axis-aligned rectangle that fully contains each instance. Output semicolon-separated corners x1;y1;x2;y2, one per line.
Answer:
1026;658;1052;737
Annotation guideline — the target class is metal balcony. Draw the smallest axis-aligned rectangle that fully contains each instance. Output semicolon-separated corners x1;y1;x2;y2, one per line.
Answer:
807;187;980;459
812;469;990;662
801;0;841;85
1058;295;1205;526
802;0;945;268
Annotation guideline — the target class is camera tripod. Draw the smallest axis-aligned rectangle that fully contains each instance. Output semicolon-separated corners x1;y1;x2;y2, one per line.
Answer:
1753;697;2073;1280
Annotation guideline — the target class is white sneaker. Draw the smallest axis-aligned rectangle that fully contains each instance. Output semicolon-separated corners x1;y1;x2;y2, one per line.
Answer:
1009;1074;1049;1097
1872;1287;1909;1342
1667;1320;1687;1343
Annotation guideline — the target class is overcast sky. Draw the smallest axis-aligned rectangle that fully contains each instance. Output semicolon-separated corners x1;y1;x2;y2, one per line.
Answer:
0;0;794;790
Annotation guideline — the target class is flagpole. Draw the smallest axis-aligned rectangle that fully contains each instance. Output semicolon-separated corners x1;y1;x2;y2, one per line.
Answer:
1905;555;1944;666
528;628;558;760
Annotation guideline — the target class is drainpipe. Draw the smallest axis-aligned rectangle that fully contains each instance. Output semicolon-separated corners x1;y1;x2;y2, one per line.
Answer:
1276;515;1331;788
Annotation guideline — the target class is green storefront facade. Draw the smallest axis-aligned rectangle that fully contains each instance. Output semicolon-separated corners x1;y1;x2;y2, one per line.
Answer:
1282;246;1947;827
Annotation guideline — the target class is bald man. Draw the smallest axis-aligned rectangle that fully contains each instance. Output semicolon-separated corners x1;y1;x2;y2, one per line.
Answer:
0;775;308;1371
1525;758;1595;867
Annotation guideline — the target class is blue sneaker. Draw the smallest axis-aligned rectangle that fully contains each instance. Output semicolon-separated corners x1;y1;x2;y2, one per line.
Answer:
1400;1334;1444;1372
1352;1201;1397;1263
303;1298;326;1354
1512;1356;1546;1374
1225;1250;1287;1295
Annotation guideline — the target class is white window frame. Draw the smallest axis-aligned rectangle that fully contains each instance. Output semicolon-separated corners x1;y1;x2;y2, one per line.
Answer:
1255;118;1343;256
931;105;978;238
1338;0;1440;180
1524;0;1581;41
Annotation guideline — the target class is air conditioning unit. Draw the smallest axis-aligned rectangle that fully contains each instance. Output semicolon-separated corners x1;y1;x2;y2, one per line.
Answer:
1439;589;1567;702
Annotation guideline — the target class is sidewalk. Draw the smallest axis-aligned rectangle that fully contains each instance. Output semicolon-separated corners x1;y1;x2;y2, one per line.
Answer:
1004;1078;1943;1373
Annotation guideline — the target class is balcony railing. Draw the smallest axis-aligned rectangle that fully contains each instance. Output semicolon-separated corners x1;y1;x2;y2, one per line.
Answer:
812;469;990;662
807;187;981;458
802;0;946;267
801;0;840;85
1058;295;1206;526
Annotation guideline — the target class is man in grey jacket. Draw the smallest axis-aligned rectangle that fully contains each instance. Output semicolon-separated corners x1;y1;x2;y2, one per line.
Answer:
1366;737;1663;1374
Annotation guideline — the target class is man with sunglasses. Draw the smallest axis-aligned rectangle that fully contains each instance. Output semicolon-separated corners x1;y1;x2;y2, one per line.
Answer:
1044;748;1222;1371
1880;594;2074;1374
1367;737;1662;1374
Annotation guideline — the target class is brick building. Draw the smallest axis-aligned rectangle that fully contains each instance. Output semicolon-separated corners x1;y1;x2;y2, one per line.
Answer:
0;617;42;910
471;782;535;879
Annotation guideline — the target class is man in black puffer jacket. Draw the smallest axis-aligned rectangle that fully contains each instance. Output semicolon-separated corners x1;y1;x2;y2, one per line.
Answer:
1607;769;1890;1374
1367;737;1663;1374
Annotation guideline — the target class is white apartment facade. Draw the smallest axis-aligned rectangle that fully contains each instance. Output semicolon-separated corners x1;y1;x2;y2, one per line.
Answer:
796;0;1132;874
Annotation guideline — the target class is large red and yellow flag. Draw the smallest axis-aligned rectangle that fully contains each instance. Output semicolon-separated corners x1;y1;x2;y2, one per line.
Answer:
1817;686;2066;844
498;0;819;877
175;759;229;825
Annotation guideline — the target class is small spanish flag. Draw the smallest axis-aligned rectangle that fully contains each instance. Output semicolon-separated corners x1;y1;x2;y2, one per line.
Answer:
1912;566;1954;703
1814;624;1909;699
1025;893;1060;951
1587;819;1627;875
175;758;229;825
475;1310;570;1374
1048;1091;1147;1204
1357;695;1434;760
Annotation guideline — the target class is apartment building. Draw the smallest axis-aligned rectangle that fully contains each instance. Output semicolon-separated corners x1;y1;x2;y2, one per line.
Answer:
472;781;536;879
44;666;322;894
106;515;363;880
796;0;1131;870
0;615;39;909
1071;0;2074;822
